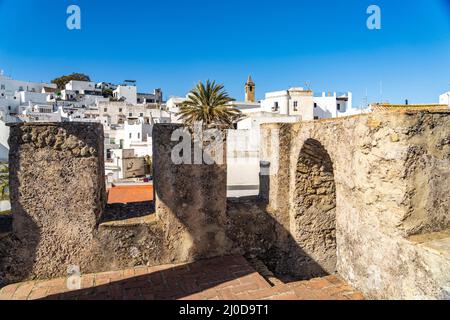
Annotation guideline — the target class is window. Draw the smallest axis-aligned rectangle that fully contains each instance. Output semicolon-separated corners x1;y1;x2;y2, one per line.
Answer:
314;116;319;120
119;108;123;112
129;133;132;139
140;113;143;117
293;101;298;111
129;113;132;117
138;133;141;139
273;102;279;111
18;86;24;91
314;103;317;108
104;108;108;112
337;104;341;111
0;84;5;90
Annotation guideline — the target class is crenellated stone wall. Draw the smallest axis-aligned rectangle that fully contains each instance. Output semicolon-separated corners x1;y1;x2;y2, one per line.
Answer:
1;112;449;300
260;110;450;299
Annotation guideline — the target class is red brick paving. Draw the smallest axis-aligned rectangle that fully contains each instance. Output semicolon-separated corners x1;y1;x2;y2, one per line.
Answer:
0;255;364;300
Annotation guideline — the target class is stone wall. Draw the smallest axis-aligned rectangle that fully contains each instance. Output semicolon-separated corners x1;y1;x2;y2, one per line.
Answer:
291;138;336;277
152;124;232;262
1;114;449;300
261;110;450;299
5;123;106;281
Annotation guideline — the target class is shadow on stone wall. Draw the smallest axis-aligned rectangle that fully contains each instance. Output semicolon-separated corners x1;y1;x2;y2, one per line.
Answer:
226;196;330;282
0;140;39;286
1;123;335;289
152;124;333;282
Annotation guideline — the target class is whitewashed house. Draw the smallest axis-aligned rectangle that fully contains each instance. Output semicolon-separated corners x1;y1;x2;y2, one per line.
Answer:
261;87;314;120
113;84;138;105
313;91;356;119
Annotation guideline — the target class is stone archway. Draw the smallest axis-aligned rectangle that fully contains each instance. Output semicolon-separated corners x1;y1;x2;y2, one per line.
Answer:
291;138;337;279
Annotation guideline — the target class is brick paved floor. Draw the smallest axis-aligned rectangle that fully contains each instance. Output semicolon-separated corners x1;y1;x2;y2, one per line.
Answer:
0;256;364;300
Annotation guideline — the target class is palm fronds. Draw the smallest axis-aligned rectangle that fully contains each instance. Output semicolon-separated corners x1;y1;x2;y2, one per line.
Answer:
177;80;242;128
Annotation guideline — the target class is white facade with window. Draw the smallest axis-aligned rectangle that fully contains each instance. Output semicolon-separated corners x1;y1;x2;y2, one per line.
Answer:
313;92;354;119
65;80;100;94
261;88;314;120
0;73;56;97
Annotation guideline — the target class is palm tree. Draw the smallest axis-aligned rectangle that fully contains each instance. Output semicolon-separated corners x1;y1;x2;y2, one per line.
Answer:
177;80;242;128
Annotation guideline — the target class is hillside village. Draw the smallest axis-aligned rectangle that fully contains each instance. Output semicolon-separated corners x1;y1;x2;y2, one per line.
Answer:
2;70;448;197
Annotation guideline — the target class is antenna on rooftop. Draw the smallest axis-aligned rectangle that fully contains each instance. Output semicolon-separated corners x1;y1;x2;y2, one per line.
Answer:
379;80;383;103
363;87;368;108
304;81;311;90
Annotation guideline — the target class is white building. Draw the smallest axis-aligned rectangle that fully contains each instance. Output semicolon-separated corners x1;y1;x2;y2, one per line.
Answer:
229;101;262;114
0;72;57;97
113;85;137;105
137;88;163;104
105;149;146;182
227;112;302;197
313;92;355;119
96;101;171;125
439;92;450;106
65;80;100;95
0;71;57;117
0;117;10;161
96;82;118;91
261;87;314;120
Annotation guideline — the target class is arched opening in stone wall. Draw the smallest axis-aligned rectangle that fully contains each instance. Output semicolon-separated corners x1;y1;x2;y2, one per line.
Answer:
291;138;336;279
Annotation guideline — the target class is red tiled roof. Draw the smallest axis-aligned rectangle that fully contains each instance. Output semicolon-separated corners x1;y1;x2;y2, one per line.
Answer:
107;185;153;204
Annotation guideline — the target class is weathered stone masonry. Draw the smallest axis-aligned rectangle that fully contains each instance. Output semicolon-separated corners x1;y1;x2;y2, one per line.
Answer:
5;123;106;280
1;111;449;300
260;110;450;299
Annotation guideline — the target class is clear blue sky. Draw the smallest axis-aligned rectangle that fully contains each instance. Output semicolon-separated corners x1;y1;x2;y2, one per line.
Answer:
0;0;449;106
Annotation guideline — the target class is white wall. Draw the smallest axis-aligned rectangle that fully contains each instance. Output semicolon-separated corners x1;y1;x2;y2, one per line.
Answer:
65;80;98;93
439;92;450;106
0;74;56;97
227;112;302;197
261;88;314;120
313;92;354;119
230;101;262;114
17;91;49;104
0;118;10;161
114;85;137;105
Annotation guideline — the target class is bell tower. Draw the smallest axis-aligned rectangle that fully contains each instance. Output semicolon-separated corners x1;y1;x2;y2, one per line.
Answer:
245;75;255;102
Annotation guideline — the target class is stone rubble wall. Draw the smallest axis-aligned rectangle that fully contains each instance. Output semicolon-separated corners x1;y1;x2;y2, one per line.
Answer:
152;124;232;262
1;113;449;300
3;123;107;282
261;110;450;299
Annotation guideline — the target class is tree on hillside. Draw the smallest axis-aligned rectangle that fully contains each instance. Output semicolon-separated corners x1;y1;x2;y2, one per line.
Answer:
177;80;242;128
102;88;114;98
51;73;91;90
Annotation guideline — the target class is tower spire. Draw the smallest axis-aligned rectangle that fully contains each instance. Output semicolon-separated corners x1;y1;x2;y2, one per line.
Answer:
245;75;255;102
